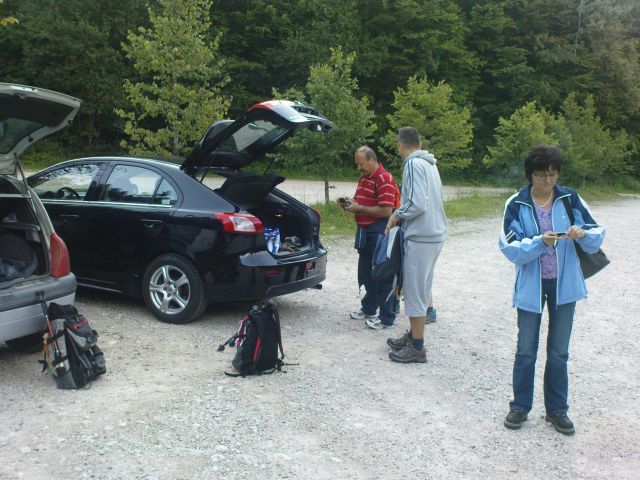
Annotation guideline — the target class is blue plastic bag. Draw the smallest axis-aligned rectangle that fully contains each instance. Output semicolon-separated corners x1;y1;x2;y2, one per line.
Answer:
264;227;281;253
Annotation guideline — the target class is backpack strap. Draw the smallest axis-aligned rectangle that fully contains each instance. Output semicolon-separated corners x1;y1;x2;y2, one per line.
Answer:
251;307;267;364
269;303;285;359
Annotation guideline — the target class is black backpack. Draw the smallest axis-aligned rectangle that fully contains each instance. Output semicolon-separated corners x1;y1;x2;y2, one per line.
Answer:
218;302;284;376
41;303;106;389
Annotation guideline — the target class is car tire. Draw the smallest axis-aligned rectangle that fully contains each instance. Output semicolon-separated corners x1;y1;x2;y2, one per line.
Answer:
142;254;207;324
5;332;45;353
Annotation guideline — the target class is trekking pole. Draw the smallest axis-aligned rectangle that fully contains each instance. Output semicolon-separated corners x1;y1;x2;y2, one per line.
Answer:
39;292;63;371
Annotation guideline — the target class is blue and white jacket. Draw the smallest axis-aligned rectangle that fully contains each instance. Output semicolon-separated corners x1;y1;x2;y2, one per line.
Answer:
499;184;605;313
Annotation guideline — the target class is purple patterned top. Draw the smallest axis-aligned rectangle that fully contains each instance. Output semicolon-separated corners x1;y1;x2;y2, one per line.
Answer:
534;202;557;279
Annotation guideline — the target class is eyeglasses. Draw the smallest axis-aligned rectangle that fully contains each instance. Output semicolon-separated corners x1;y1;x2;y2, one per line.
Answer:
532;171;558;179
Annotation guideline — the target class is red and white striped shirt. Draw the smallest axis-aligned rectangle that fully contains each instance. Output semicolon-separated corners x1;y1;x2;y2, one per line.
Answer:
354;164;397;227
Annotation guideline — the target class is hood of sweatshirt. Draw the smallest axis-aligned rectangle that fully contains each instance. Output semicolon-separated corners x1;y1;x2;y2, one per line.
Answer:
404;149;436;166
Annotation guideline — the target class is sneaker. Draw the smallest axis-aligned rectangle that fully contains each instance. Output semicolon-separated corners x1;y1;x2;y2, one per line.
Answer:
545;412;575;435
504;409;528;430
388;343;427;363
365;317;393;330
425;308;437;324
350;309;378;320
386;331;411;351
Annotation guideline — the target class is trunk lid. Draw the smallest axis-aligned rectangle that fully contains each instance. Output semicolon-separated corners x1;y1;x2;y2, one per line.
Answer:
0;83;81;176
182;100;333;175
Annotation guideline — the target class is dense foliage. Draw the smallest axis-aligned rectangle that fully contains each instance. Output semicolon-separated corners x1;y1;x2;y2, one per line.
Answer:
1;0;639;187
115;0;229;158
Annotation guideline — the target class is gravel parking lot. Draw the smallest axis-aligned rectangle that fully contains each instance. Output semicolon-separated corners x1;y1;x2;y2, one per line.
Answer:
1;191;639;480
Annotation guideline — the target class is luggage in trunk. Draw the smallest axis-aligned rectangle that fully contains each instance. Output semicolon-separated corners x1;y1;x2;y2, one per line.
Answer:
218;172;314;256
0;179;46;284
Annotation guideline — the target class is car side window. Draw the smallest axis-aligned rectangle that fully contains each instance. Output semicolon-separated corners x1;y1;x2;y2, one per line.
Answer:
105;165;175;205
30;164;101;200
152;178;178;206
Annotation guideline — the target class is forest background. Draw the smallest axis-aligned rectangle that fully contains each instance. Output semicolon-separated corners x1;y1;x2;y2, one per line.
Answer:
1;0;640;190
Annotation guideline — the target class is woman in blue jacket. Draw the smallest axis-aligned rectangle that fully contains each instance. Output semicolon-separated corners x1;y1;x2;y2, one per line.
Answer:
499;145;605;435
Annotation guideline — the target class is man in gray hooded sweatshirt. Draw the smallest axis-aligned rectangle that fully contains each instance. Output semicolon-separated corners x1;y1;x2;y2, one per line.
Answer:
384;127;447;363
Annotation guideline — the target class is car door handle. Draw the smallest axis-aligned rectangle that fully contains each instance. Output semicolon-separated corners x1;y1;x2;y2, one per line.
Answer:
60;214;79;222
140;219;163;229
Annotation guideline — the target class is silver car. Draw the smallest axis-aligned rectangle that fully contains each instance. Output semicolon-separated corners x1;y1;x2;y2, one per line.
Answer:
0;83;79;352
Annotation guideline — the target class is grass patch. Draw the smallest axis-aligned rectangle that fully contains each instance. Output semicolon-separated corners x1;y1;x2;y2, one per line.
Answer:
444;193;510;219
310;201;357;238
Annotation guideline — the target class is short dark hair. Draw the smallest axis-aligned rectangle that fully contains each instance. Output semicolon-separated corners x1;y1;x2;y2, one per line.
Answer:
355;145;377;162
524;145;563;181
397;127;421;148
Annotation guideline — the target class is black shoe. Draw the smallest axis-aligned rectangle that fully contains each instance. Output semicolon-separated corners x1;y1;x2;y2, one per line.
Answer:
504;409;528;430
545;412;575;435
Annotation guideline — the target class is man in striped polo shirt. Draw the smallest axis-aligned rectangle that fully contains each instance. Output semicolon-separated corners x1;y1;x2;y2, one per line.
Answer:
341;146;399;329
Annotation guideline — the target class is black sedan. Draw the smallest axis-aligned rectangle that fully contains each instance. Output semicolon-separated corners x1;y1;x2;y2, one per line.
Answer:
28;100;333;324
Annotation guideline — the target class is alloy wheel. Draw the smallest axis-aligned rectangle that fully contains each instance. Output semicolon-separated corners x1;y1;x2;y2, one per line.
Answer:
148;264;191;316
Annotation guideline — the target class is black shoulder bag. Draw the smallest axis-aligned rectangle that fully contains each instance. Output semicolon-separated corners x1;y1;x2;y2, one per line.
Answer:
562;197;610;279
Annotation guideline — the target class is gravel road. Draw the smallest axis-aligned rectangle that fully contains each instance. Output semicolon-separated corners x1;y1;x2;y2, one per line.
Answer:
1;193;639;480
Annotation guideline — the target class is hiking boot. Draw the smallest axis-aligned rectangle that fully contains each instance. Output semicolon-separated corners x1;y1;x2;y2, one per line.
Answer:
388;343;427;363
350;309;378;320
545;412;575;435
386;331;411;351
425;308;437;324
504;409;528;430
365;317;393;330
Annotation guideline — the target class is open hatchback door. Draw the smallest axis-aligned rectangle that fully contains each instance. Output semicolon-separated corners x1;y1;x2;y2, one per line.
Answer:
182;100;333;175
0;83;81;176
1;83;79;350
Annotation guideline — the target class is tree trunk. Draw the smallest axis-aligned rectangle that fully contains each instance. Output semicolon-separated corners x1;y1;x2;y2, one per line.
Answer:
574;0;584;56
324;178;330;205
323;163;330;205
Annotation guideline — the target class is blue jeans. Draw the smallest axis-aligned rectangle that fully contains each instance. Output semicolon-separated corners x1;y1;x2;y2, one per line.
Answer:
357;229;396;325
511;278;575;415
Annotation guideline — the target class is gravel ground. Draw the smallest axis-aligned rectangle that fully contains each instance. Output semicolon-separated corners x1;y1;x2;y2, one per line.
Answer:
1;194;639;480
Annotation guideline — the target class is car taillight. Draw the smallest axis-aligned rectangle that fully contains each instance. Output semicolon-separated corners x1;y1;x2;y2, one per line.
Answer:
214;213;264;234
50;233;71;277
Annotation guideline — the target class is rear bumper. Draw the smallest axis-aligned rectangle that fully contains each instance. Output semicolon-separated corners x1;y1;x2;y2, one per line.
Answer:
205;248;327;303
0;274;76;342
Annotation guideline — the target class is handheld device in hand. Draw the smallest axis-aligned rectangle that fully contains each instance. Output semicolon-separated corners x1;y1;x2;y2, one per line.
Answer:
552;231;567;237
337;197;352;208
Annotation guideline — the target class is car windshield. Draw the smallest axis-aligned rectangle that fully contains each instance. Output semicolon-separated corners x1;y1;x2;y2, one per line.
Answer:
219;119;288;155
0;118;43;155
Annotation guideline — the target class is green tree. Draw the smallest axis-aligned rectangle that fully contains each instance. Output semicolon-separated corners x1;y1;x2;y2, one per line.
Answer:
483;95;636;186
116;0;230;158
384;76;473;177
210;0;295;116
366;0;478;111
461;1;534;154
555;94;635;185
580;0;640;133
274;46;376;204
0;0;148;153
482;102;556;183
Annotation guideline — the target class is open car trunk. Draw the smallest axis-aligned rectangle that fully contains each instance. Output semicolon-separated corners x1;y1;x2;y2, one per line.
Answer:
216;172;318;256
0;177;47;285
